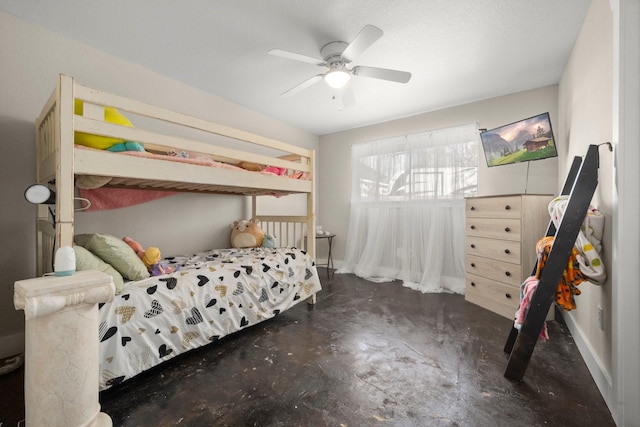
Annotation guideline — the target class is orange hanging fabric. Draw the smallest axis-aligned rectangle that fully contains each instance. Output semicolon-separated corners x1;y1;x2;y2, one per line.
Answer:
535;236;586;310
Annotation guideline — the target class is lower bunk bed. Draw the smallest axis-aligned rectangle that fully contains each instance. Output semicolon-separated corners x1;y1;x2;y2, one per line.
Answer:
97;245;321;391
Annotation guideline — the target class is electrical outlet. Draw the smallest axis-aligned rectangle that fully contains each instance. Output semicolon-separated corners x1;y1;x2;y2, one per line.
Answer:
597;305;604;330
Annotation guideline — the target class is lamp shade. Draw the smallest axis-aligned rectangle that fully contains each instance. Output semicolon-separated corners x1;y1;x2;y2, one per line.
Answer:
324;69;351;89
24;184;56;205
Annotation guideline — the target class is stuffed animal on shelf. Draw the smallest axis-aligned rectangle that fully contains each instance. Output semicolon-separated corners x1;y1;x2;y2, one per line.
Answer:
261;234;278;248
230;218;264;248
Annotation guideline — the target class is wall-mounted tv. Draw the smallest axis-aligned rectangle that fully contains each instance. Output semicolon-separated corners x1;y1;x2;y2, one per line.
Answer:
480;112;557;167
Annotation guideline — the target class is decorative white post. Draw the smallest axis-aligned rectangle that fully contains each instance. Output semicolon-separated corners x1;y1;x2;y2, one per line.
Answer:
14;270;115;427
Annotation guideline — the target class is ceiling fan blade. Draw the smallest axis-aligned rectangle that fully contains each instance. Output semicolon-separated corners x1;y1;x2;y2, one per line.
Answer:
281;75;323;97
269;49;325;66
352;66;412;83
340;87;356;109
341;25;383;63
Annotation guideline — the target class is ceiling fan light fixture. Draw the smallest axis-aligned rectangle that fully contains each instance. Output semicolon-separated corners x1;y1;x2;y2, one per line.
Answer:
324;69;351;89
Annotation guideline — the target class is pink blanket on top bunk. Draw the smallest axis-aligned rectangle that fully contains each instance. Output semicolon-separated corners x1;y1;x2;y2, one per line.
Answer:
79;187;177;211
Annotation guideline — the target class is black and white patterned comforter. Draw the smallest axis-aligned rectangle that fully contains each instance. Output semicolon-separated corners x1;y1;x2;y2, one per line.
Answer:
98;247;321;390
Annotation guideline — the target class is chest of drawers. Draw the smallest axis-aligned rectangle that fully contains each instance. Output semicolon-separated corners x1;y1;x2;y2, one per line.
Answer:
464;194;553;319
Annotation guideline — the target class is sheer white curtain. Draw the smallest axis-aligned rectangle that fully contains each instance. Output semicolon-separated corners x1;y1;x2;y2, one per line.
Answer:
338;123;478;293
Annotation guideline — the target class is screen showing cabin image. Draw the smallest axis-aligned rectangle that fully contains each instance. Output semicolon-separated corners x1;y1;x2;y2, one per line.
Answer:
480;112;557;167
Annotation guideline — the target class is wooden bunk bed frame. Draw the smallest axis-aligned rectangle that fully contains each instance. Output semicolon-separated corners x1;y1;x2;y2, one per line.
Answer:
34;74;316;276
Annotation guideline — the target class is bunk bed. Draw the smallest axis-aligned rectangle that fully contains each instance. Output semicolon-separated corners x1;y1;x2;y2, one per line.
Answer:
33;74;321;390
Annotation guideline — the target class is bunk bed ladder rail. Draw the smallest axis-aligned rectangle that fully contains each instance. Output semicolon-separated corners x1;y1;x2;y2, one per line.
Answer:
503;144;600;381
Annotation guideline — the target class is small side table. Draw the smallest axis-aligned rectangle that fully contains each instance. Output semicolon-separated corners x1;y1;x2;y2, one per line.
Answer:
14;270;115;427
315;234;335;278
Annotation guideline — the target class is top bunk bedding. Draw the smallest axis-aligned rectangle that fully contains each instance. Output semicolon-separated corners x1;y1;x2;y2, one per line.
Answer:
35;75;315;198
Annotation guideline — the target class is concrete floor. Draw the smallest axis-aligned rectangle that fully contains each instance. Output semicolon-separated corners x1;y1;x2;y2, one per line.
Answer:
1;271;615;426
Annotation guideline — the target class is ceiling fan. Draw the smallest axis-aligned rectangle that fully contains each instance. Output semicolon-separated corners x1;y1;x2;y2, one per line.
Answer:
269;25;412;99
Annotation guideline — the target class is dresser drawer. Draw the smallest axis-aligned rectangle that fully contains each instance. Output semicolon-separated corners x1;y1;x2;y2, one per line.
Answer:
466;196;522;219
466;273;519;310
466;236;521;265
466;217;521;241
466;254;522;286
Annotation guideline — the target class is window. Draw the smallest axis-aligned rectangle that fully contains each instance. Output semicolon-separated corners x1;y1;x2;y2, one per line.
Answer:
353;124;478;203
341;123;478;294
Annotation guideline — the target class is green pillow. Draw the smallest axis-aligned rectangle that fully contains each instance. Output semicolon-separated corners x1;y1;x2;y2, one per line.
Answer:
75;233;150;281
73;245;125;294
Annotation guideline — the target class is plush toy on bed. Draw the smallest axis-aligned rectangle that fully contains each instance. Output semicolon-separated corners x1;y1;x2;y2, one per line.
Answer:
142;247;176;276
261;234;278;248
123;236;176;276
230;218;264;248
236;161;287;176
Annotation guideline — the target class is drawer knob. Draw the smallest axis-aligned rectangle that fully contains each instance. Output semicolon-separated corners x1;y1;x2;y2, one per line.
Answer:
504;249;511;254
470;225;476;230
470;282;476;287
505;293;512;299
505;271;511;277
470;263;476;268
505;205;511;210
470;206;475;211
470;244;476;249
505;227;511;232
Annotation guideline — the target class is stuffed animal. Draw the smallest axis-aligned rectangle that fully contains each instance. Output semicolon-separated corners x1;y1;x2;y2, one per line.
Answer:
236;161;288;176
237;161;265;172
123;236;145;258
142;246;176;276
108;141;145;152
124;237;176;276
230;218;264;248
261;234;278;248
262;166;287;176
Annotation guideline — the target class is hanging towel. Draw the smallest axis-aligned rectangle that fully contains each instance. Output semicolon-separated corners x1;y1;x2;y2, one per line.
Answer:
548;196;606;285
535;236;586;311
514;276;549;341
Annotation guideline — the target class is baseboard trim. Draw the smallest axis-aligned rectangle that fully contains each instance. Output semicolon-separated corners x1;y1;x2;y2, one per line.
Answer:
561;311;614;415
0;332;25;360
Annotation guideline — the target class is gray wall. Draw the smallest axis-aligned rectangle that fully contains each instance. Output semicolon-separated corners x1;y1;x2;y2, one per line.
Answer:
318;85;560;266
0;11;318;358
557;0;616;415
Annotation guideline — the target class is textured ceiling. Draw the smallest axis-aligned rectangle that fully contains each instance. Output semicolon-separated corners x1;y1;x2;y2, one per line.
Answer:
0;0;591;135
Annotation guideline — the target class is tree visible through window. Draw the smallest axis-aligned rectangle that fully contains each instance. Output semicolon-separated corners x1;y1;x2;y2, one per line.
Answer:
354;126;478;203
341;123;479;294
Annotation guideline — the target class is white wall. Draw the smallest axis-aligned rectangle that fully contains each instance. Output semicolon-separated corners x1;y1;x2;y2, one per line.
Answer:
612;0;640;424
557;0;615;409
318;85;559;265
559;0;640;424
0;12;318;358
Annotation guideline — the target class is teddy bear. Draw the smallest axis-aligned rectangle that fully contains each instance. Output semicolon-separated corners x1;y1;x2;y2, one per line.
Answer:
230;218;264;248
